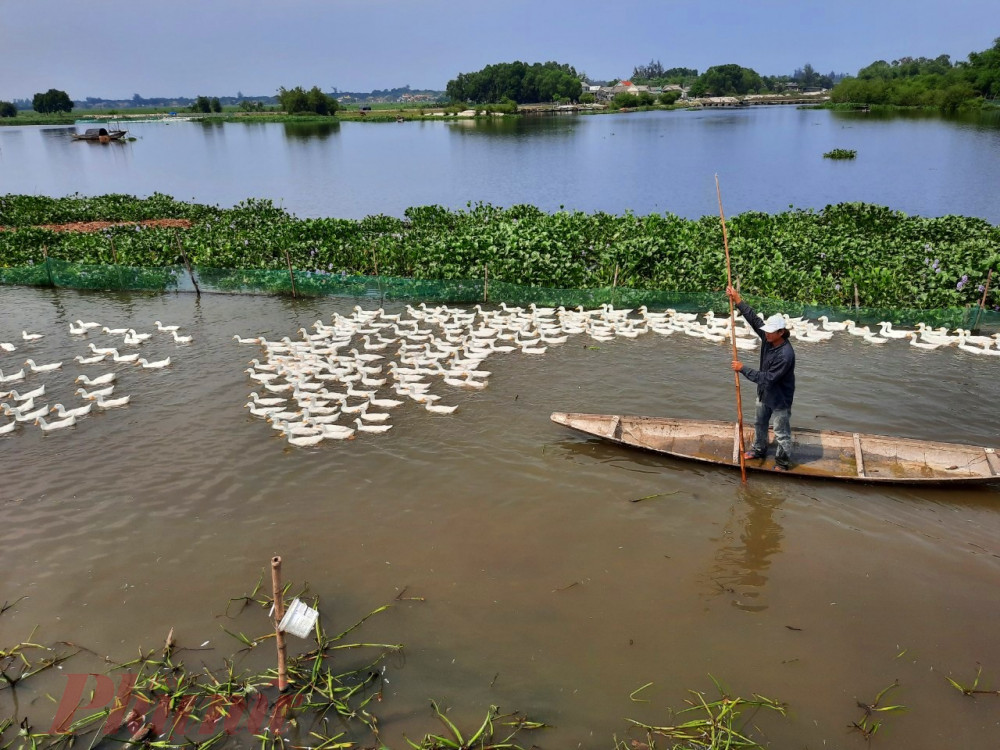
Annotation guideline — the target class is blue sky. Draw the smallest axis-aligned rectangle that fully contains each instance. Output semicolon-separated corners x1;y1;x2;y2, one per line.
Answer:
1;0;995;101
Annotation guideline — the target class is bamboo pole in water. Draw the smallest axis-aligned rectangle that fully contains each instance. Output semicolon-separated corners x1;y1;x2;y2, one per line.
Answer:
283;248;297;299
972;268;992;332
173;230;201;298
715;175;747;483
271;556;288;692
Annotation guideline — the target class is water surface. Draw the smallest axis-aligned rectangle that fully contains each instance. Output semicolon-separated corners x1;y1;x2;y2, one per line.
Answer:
2;286;999;747
2;108;999;222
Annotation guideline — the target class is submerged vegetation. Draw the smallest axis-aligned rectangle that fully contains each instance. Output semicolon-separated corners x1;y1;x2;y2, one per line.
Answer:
0;193;997;311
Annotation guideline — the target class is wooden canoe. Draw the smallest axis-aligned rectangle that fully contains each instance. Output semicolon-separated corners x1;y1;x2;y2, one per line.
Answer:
550;412;1000;485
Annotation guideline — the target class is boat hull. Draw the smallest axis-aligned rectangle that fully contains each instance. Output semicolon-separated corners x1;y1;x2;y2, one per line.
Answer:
550;412;1000;485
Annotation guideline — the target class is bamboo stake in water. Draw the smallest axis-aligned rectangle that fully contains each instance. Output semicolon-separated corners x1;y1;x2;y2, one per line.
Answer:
271;556;288;692
41;245;55;288
972;268;992;332
173;230;201;298
715;175;746;483
283;247;297;299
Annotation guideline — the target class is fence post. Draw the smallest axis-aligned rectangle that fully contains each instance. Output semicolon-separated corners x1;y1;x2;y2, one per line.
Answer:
853;283;860;311
41;246;55;288
972;268;992;332
484;264;489;303
283;247;297;299
173;230;201;298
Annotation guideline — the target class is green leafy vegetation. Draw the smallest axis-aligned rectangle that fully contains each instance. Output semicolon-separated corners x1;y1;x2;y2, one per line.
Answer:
31;88;73;114
823;148;857;159
0;102;15;118
446;61;583;104
191;95;223;113
277;85;340;116
0;194;997;312
689;64;764;97
830;37;1000;111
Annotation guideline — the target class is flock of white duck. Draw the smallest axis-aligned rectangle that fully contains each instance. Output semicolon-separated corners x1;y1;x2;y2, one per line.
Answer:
236;301;999;448
0;320;189;437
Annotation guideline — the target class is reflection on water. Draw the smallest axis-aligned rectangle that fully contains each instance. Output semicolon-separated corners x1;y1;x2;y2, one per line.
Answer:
2;287;1000;749
706;483;785;612
283;121;341;140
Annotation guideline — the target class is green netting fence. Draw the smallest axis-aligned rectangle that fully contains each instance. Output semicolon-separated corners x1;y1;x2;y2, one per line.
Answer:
2;258;998;331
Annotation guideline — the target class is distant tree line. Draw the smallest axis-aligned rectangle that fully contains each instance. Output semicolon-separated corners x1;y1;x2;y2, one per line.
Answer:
0;101;16;118
446;61;583;104
830;37;1000;111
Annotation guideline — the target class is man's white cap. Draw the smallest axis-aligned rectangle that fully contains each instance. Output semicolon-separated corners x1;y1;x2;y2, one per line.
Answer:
761;314;787;333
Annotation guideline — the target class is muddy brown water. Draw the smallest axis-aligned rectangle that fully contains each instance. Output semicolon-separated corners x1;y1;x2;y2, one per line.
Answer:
2;286;1000;748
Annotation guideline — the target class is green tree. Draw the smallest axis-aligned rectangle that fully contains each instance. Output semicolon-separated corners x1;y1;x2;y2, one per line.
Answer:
659;90;681;105
446;61;582;104
689;64;762;96
210;97;222;113
190;96;212;113
31;89;73;113
277;86;338;115
0;101;17;118
579;92;596;104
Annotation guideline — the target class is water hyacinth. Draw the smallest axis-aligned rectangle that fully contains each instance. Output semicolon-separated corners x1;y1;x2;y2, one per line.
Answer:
957;274;969;291
0;194;997;311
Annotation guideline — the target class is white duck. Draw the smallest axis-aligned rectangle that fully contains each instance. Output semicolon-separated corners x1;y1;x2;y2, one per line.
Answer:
76;320;101;330
89;343;118;356
138;357;171;369
25;359;62;373
69;322;89;335
1;342;17;352
75;372;116;386
353;418;392;434
0;368;25;383
11;384;45;401
36;414;77;432
75;354;107;364
0;420;16;435
112;351;140;363
95;394;131;409
905;332;943;350
102;326;129;335
287;432;325;448
155;321;180;332
426;403;458;414
249;392;287;407
51;402;93;418
76;385;115;400
172;331;193;344
15;404;49;422
22;331;44;341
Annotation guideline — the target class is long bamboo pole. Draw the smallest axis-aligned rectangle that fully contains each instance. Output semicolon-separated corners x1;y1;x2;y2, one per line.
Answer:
715;175;747;483
271;556;288;692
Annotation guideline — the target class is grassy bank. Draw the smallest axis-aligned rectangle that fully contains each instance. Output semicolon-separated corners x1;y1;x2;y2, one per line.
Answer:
0;194;997;311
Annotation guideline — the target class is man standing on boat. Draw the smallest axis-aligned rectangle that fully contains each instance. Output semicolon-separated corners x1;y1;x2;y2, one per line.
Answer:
726;286;796;471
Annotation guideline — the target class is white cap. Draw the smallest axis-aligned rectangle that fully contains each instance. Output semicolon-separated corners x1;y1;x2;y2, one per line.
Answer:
761;314;787;333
